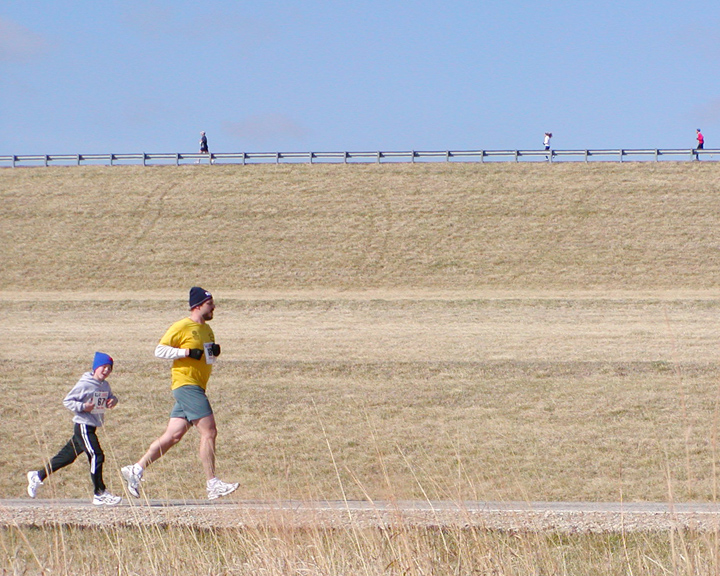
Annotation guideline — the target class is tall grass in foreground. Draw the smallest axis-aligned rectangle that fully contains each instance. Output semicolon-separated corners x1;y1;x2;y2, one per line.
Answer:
3;524;720;575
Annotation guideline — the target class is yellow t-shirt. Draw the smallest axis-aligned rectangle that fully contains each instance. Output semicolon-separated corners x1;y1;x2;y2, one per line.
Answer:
159;317;215;390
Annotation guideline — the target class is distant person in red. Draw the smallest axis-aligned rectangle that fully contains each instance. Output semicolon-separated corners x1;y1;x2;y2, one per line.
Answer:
696;129;704;160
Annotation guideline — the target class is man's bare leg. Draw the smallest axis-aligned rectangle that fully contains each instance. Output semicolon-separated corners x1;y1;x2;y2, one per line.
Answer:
138;417;192;469
121;418;192;497
194;414;218;481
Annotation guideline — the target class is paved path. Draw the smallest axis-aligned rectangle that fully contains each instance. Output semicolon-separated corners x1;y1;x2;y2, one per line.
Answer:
3;500;720;532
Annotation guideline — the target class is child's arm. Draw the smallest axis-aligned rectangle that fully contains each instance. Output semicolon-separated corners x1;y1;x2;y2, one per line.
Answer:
62;375;95;414
64;391;94;413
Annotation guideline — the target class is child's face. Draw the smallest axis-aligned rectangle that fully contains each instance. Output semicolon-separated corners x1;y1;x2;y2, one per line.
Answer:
93;364;113;381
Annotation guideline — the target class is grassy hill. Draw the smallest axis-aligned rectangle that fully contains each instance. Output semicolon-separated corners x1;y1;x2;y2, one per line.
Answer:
3;162;720;507
3;162;720;292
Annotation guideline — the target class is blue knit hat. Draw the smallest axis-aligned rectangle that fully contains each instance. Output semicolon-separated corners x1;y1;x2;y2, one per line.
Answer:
189;286;212;309
92;352;114;372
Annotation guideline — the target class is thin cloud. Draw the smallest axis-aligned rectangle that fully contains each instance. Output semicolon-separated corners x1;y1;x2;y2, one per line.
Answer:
693;97;720;126
0;17;48;62
122;5;271;45
121;4;175;38
223;114;309;146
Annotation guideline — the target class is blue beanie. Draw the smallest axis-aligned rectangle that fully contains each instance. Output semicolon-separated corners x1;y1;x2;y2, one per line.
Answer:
189;286;212;309
93;352;114;372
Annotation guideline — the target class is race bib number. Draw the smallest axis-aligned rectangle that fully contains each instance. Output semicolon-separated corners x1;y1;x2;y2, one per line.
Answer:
203;342;216;365
92;391;109;414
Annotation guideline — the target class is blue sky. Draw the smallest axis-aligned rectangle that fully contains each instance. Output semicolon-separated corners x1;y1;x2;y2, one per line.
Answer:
1;1;718;155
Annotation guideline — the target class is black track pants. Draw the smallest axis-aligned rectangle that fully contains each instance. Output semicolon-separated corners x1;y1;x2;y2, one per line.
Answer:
39;423;106;495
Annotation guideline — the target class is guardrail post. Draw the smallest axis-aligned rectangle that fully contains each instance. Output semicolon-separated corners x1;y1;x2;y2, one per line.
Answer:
411;150;416;163
654;149;658;162
142;153;147;166
242;152;246;165
480;150;485;163
77;154;81;166
175;153;180;166
619;150;624;163
377;151;381;164
12;155;16;168
584;150;588;163
445;150;450;162
44;155;48;167
276;152;280;164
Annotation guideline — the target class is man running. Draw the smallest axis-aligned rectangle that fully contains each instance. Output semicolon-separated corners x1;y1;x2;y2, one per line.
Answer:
122;287;238;500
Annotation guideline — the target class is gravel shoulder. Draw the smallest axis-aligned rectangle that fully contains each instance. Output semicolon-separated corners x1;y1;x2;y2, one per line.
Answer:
3;500;720;533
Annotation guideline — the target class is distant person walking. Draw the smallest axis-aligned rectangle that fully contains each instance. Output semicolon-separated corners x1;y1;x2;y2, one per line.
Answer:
26;352;122;506
695;129;704;160
121;287;238;501
198;131;213;164
544;132;553;160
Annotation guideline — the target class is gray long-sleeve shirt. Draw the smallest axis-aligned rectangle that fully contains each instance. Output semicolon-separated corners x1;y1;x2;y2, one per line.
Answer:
62;372;117;427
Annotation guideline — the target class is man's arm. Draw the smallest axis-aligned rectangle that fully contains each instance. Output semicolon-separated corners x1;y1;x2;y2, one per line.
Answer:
155;344;189;359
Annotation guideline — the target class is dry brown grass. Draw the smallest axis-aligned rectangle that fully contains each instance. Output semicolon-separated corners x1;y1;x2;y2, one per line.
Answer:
4;297;720;504
4;525;720;576
2;162;720;504
2;162;720;292
4;162;720;573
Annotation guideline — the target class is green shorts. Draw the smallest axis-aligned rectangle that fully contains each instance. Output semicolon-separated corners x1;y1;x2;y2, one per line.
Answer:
170;385;213;422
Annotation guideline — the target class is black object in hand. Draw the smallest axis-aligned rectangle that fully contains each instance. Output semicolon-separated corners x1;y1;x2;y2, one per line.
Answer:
188;348;204;360
211;343;221;357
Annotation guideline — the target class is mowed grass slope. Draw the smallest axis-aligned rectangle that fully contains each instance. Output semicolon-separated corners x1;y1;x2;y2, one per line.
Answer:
2;162;720;291
2;162;720;504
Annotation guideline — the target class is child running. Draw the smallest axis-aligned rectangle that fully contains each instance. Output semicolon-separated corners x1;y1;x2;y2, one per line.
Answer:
27;352;122;506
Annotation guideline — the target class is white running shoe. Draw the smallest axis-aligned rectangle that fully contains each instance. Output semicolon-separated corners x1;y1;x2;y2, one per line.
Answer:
27;471;43;498
93;490;122;506
121;464;143;498
206;478;239;500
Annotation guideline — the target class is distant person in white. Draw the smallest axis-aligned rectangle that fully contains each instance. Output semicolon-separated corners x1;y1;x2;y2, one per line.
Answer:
544;132;552;150
544;132;553;161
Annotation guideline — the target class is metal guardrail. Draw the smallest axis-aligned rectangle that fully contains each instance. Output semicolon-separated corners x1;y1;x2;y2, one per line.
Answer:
0;148;717;167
